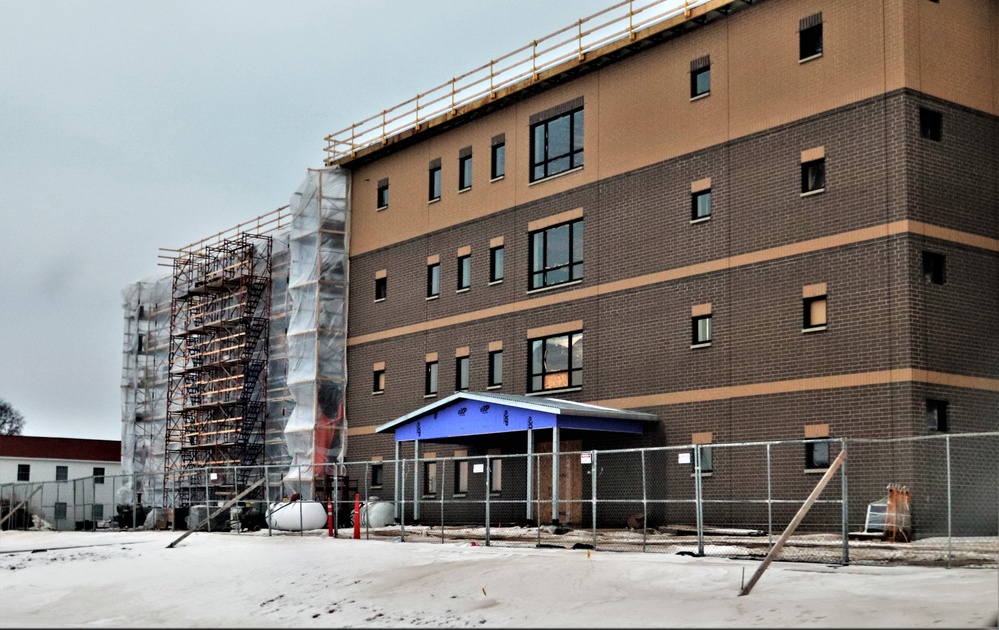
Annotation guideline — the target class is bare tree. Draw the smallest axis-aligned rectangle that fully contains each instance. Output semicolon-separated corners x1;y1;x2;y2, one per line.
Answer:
0;399;25;436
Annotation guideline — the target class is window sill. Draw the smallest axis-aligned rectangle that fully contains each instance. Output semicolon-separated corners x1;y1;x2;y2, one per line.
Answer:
422;494;437;499
490;175;505;183
370;485;383;489
426;295;439;301
799;52;823;64
528;165;583;187
429;197;441;205
488;279;503;286
377;205;388;212
486;384;502;390
456;288;470;294
690;342;712;349
804;468;830;474
690;216;711;224
458;187;471;194
372;391;384;396
690;92;710;102
690;472;714;478
526;386;582;397
374;298;386;303
453;494;467;499
802;325;828;334
527;279;583;295
800;188;826;198
424;393;438;399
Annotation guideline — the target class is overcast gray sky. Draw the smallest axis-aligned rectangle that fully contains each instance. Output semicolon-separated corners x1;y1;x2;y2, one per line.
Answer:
0;1;619;441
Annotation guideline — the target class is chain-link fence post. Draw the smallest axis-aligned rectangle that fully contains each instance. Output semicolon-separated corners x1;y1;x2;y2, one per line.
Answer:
400;459;406;542
694;444;704;556
265;464;272;537
485;456;491;547
333;467;340;539
841;437;849;565
592;450;598;551
205;468;211;533
439;459;445;544
641;449;647;553
766;443;773;550
946;435;952;568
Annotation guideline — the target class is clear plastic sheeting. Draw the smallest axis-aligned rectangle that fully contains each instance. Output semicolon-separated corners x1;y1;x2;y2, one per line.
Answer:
284;167;350;498
120;275;172;506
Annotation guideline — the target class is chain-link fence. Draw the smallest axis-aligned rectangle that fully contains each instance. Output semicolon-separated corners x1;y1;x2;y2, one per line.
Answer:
3;433;996;568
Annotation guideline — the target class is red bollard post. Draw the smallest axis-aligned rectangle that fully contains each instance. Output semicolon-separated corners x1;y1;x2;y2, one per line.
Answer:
353;493;361;540
327;496;333;538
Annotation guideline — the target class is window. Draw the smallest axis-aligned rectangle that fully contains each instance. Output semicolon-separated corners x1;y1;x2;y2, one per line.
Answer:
529;331;583;392
454;459;469;494
530;219;584;290
137;334;144;353
695;446;713;474
690;55;710;99
457;255;471;291
489;246;504;283
692;189;712;221
427;263;440;298
806;440;830;469
376;178;389;209
803;294;827;330
373;368;385;394
425;361;438;396
455;356;470;391
56;465;68;482
692;314;713;346
93;467;105;484
458;148;472;191
799;13;823;61
54;502;67;520
801;158;826;194
926;399;948;432
374;276;387;301
423;461;438;495
922;251;945;285
920;107;942;141
370;463;384;487
530;101;584;182
491;139;506;179
428;159;442;201
489;458;502;493
17;464;29;481
488;350;503;387
92;504;104;520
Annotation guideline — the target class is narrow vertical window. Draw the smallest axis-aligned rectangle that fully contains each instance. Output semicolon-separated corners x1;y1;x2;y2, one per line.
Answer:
56;465;68;482
490;458;503;493
457;255;471;291
454;459;469;494
690;55;711;99
799;13;823;61
489;245;505;283
455;356;470;391
920;107;942;141
93;467;105;484
54;502;67;520
370;464;384;487
374;276;387;301
17;464;30;481
803;285;828;331
425;361;438;396
926;399;948;432
373;368;385;394
692;315;712;347
427;262;440;298
801;158;826;194
922;251;945;285
423;461;438;495
376;178;389;209
692;189;712;221
491;134;506;180
488;349;503;387
428;158;442;201
458;147;472;191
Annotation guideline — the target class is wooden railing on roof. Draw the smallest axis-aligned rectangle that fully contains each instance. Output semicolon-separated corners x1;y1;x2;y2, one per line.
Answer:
157;205;291;266
323;0;715;164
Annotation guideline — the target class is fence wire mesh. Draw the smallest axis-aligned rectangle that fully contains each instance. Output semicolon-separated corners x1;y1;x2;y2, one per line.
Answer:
2;434;996;568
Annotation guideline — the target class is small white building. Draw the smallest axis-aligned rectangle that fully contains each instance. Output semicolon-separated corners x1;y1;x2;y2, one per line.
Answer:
0;435;121;530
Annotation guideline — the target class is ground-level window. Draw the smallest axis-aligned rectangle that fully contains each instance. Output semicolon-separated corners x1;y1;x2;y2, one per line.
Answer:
92;504;105;520
454;460;469;494
54;502;67;520
806;440;830;469
529;331;582;392
370;463;384;487
423;461;438;495
489;458;502;493
696;446;713;474
530;219;583;290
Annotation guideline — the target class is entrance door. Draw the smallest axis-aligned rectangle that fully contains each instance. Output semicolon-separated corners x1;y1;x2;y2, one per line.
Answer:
536;439;582;525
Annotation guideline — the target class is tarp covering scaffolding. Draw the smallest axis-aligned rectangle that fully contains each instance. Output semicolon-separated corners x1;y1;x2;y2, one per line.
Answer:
283;167;350;499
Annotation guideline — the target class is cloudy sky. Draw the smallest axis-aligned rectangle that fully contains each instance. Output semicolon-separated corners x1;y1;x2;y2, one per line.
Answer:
0;1;620;441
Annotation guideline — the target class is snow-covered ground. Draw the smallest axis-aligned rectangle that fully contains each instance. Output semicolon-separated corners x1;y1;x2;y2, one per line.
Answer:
0;529;996;628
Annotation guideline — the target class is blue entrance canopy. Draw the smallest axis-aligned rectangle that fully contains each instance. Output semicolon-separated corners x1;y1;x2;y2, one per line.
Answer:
375;392;657;442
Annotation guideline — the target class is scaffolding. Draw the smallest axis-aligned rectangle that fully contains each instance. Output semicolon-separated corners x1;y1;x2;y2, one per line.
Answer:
163;232;274;506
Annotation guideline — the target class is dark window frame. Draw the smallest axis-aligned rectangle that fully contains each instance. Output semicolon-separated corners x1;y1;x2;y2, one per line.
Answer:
488;349;503;388
529;331;583;393
17;464;29;482
425;361;439;396
922;251;945;285
373;369;385;394
691;67;710;98
691;189;712;221
370;463;384;487
423;461;438;496
427;263;441;298
376;180;389;209
920;107;943;141
799;15;823;61
454;459;469;495
489;246;505;283
692;314;713;346
56;465;68;482
489;458;503;493
529;219;584;290
93;467;105;484
428;164;442;202
54;502;68;520
459;153;472;191
693;445;713;474
805;440;831;469
455;356;470;391
801;158;826;194
530;107;584;182
374;276;387;301
803;295;828;330
491;142;506;179
926;399;948;432
457;255;471;291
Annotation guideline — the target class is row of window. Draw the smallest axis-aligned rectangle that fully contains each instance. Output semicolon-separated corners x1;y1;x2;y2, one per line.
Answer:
365;457;503;496
16;465;106;483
